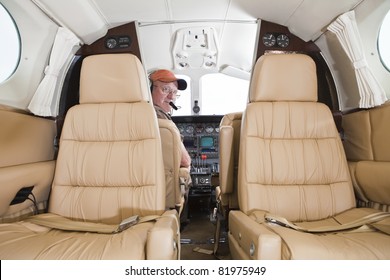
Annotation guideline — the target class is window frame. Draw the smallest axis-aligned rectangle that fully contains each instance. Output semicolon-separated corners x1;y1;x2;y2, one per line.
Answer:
0;3;21;83
378;9;390;72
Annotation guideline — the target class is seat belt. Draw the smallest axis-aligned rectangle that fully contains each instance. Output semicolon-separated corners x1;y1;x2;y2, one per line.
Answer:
264;211;390;235
26;213;161;234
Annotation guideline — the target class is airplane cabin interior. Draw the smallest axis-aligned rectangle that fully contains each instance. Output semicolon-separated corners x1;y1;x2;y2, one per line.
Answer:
0;0;390;263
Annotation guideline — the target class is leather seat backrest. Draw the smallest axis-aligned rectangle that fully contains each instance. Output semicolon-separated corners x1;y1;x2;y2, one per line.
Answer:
158;118;183;209
343;101;390;162
342;101;390;206
219;112;242;209
49;53;166;224
239;54;355;222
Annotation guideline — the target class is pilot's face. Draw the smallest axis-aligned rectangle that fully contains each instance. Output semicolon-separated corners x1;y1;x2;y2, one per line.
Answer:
151;81;179;113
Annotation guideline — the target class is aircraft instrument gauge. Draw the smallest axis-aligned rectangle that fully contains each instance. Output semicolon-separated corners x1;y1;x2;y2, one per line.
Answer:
262;33;276;47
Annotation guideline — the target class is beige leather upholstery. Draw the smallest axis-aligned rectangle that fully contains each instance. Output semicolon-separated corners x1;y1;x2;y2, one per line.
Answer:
218;112;242;211
214;112;241;254
0;110;55;168
158;118;191;213
228;53;390;260
0;161;55;222
343;101;390;211
0;109;56;221
0;54;179;260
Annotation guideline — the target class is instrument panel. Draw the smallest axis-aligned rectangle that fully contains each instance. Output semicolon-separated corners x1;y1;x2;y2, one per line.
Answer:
172;115;223;195
177;122;220;136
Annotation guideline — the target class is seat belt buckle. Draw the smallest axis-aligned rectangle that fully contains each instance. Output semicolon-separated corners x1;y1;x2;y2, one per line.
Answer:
116;215;139;232
265;216;291;228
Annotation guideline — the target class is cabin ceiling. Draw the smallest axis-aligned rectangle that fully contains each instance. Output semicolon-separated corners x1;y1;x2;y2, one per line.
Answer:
33;0;363;44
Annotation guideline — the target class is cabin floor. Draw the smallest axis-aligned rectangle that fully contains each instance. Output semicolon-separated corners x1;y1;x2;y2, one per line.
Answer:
180;192;231;260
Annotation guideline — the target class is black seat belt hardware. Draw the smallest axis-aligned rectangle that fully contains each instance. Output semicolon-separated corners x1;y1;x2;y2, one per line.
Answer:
116;215;139;232
10;186;34;205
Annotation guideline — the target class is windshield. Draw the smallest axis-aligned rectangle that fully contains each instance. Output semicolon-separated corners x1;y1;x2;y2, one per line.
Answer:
201;73;248;115
172;73;249;116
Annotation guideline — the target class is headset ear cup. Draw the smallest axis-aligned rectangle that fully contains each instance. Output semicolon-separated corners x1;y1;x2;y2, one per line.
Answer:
148;71;155;93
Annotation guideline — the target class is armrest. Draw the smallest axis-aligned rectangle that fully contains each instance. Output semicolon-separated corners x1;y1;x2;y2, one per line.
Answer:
179;167;191;194
348;161;369;202
229;210;281;260
354;161;390;205
219;125;234;194
147;210;180;260
0;160;55;220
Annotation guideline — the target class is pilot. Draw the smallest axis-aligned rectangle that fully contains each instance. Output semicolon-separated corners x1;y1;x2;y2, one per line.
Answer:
149;69;192;227
149;69;191;168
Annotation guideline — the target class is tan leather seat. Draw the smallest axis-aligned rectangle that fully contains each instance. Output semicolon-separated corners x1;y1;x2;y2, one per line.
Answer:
342;101;390;211
213;112;242;254
218;112;242;212
158;118;191;214
0;53;180;260
228;53;390;260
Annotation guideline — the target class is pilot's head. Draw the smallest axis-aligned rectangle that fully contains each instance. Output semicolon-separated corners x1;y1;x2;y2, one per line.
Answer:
149;69;187;113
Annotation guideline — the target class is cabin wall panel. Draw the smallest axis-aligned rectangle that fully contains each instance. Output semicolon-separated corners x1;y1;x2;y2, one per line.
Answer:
0;110;56;168
33;0;107;44
0;109;56;221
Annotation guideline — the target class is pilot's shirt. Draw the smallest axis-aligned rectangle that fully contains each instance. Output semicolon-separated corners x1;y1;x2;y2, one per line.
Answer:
154;105;172;120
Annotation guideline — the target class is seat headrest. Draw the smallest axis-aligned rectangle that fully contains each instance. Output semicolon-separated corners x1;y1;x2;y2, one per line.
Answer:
249;54;317;102
79;53;149;104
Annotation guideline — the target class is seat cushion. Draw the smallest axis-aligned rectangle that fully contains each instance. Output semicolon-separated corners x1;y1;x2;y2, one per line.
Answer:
270;223;390;259
229;208;390;260
0;221;154;259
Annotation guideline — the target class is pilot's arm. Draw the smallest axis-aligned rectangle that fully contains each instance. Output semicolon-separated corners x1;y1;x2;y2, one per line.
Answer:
180;142;191;168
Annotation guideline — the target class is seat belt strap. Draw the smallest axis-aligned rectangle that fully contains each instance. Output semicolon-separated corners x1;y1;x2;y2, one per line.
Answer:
265;212;390;234
26;213;161;234
370;222;390;235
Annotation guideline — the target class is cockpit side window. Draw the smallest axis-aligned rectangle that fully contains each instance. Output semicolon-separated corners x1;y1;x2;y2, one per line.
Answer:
378;9;390;72
0;4;20;83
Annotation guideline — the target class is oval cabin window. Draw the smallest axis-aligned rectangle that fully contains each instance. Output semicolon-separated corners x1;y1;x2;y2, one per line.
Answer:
0;4;20;83
378;9;390;72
